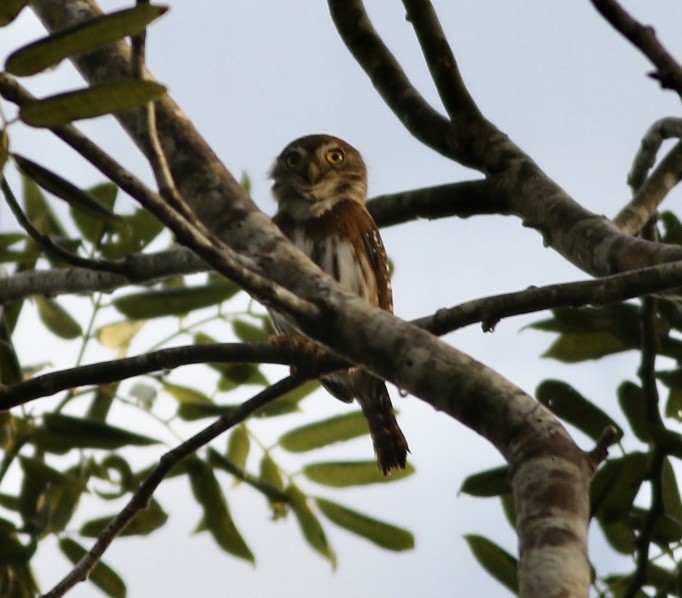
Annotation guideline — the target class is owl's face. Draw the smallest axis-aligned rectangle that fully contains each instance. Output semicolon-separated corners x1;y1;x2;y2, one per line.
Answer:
270;134;368;220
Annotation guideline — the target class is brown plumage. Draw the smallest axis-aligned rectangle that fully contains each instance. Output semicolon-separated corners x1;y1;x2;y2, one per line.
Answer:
269;134;408;474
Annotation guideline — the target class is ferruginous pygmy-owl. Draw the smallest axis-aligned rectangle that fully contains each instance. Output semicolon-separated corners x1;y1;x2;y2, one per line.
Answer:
268;134;408;474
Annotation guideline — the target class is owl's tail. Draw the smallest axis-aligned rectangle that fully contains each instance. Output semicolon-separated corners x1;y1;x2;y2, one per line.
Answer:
357;378;409;475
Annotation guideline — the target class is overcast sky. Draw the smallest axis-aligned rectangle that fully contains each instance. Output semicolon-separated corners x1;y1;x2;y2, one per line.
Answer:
3;2;682;596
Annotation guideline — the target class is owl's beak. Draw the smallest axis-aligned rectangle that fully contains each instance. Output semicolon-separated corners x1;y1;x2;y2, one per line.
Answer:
307;160;321;184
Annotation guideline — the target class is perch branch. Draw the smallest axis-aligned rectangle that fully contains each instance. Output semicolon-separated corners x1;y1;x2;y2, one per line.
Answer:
0;342;326;410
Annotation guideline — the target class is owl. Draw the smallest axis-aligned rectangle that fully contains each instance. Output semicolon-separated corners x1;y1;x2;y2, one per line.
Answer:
269;134;408;474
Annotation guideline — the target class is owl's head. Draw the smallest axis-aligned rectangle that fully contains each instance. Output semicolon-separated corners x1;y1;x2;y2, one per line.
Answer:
270;134;368;219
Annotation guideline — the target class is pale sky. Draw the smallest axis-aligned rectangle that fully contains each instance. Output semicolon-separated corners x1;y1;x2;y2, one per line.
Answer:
3;2;682;596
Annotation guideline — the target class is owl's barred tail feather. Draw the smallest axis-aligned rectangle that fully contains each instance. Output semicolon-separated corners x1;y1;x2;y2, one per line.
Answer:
357;378;409;475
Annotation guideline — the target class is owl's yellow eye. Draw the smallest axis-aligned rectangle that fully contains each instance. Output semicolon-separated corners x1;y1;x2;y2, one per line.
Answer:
285;152;301;169
325;148;345;165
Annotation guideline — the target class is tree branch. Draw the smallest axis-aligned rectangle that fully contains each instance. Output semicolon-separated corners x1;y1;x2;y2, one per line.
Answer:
0;342;321;410
327;0;456;161
415;260;682;336
590;0;682;97
42;373;306;598
0;247;204;303
402;0;481;120
367;179;506;227
329;2;682;279
614;118;682;235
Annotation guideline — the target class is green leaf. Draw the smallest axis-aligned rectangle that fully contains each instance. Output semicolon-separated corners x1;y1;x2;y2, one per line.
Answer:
464;535;518;594
14;155;119;222
34;413;159;452
0;233;26;250
90;456;133;500
35;296;82;339
542;332;630;362
0;561;38;597
46;481;83;535
500;493;517;529
232;319;269;343
531;304;682;362
218;363;268;391
591;453;648;553
163;382;212;405
186;458;254;562
80;499;167;537
256;380;318;417
0;0;29;26
113;279;240;318
18;456;85;535
279;411;371;452
59;538;126;598
101;208;164;258
19;455;82;488
529;304;641;335
661;211;682;245
0;129;8;173
97;321;146;354
6;4;168;76
0;318;22;386
459;465;510;497
303;461;415;487
0;523;35;563
259;454;285;499
617;382;651;442
20;80;167;127
240;171;251;194
286;484;335;566
536;379;622;441
86;383;117;422
316;498;414;551
226;425;250;471
591;453;648;517
662;457;682;526
22;174;66;237
657;368;682;420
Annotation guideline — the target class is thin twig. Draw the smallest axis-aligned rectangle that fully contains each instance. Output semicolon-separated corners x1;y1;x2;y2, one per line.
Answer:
590;0;682;97
42;373;307;598
402;0;481;120
414;259;682;336
1;178;129;274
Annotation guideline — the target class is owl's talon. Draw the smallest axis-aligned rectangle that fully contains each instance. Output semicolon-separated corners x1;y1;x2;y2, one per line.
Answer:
271;334;329;376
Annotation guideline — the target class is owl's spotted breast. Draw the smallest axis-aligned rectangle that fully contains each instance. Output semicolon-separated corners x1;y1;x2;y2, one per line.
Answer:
273;199;392;311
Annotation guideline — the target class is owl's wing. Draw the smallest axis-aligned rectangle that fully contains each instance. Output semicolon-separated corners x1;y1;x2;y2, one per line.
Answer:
360;221;393;312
